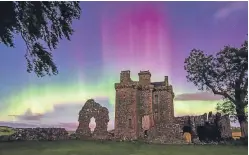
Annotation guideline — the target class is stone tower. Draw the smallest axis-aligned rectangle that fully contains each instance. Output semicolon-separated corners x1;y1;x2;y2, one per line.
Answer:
152;76;175;124
114;70;175;140
114;70;138;139
137;71;154;137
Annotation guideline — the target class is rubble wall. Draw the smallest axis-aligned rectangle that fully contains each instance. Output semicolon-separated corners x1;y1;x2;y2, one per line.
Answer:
76;99;109;140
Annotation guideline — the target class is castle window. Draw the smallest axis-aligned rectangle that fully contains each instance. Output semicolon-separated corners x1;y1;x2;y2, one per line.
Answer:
128;119;132;128
155;95;159;104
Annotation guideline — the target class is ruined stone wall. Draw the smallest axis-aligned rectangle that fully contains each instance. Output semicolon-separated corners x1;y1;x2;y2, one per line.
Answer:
76;99;109;140
174;114;207;128
208;112;232;139
114;83;138;140
219;114;232;139
174;114;207;138
175;112;232;141
146;123;184;144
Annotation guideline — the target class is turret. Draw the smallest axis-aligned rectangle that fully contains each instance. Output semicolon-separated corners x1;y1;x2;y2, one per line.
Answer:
120;70;131;83
138;70;151;85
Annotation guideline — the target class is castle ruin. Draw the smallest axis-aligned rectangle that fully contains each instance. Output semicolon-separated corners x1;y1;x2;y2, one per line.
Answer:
114;70;176;140
76;70;232;143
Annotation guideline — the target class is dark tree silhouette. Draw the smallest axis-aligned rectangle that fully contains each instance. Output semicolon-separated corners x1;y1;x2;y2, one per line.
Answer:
0;1;81;77
184;40;248;137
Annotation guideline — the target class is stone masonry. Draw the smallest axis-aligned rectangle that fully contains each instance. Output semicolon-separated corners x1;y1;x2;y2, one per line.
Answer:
114;70;232;142
75;70;232;143
76;99;109;140
114;70;176;141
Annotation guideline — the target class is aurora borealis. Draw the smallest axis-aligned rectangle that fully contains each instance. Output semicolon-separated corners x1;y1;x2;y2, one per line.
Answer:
0;1;247;130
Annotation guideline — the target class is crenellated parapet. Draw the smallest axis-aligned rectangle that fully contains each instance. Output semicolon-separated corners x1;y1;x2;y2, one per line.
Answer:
115;82;138;90
138;70;151;85
120;70;132;83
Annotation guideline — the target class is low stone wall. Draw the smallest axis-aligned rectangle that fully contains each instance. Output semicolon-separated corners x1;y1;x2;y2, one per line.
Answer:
145;123;184;144
3;128;69;141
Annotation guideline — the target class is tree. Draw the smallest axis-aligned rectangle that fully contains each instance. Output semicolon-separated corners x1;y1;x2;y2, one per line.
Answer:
184;40;248;137
0;2;81;77
216;100;248;123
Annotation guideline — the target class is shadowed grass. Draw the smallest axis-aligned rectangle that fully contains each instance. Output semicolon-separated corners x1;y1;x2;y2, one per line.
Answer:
0;140;247;155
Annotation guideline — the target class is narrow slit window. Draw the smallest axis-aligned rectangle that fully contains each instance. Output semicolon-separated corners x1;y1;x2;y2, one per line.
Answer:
155;95;159;104
128;118;132;128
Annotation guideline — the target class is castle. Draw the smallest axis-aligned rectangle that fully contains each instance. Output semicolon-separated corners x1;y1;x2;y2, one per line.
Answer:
114;70;175;139
76;70;232;143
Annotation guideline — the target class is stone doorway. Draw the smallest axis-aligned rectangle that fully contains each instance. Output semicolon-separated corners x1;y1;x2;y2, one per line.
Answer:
182;125;192;143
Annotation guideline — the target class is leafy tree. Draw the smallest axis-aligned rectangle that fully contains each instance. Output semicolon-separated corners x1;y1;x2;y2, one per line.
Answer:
216;100;247;123
184;40;248;137
0;1;81;77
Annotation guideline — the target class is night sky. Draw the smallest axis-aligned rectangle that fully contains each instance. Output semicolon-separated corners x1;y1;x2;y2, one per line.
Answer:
0;1;247;130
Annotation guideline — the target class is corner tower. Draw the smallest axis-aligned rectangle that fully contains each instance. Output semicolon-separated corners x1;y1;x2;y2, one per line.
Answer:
138;70;151;85
114;70;139;139
152;75;175;124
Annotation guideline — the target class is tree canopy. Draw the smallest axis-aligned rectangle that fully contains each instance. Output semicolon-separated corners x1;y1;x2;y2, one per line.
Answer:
0;1;81;77
184;40;248;137
216;100;248;123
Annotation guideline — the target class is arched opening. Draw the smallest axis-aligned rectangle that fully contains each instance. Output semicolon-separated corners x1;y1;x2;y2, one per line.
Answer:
89;117;96;133
182;125;192;133
182;125;192;143
142;115;150;130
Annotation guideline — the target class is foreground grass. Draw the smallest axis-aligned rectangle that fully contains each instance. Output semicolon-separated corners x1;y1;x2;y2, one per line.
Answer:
0;140;247;155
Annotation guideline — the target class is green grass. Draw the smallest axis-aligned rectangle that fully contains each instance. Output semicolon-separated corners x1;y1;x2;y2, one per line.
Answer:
0;127;15;136
0;140;247;155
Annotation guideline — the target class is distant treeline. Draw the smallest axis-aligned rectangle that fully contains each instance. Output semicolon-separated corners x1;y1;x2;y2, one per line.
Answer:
231;127;241;132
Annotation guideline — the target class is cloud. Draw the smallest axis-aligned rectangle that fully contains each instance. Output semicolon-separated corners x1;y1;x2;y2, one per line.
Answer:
214;2;247;20
0;121;41;128
0;121;71;129
1;100;115;131
174;92;222;101
15;109;44;121
58;122;79;130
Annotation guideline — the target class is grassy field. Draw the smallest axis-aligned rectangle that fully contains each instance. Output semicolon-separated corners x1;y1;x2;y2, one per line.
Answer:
0;140;247;155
